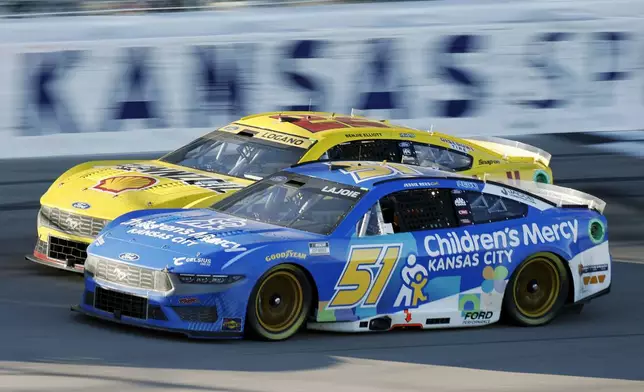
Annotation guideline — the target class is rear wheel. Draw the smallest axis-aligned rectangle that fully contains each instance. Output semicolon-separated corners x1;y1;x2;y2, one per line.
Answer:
246;264;312;341
503;253;568;326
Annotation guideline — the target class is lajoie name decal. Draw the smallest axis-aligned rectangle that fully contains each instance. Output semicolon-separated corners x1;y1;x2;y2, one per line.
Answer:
114;163;244;193
321;186;363;199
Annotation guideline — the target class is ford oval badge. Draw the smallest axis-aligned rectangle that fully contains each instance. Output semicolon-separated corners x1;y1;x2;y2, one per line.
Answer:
119;253;140;262
72;202;91;210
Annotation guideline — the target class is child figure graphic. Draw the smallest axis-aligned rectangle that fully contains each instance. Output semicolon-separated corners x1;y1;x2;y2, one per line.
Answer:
394;253;428;308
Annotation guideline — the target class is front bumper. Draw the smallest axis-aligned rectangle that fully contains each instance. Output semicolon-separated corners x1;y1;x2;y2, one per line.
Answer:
26;253;85;273
73;277;246;339
29;205;111;273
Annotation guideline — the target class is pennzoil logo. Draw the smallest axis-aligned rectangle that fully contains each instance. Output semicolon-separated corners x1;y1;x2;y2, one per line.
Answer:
93;175;158;194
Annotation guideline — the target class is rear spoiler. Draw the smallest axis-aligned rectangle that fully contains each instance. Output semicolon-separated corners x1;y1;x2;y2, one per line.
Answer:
465;136;552;166
493;178;606;214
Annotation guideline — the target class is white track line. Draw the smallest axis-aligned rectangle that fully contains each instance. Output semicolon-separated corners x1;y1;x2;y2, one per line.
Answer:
613;259;644;265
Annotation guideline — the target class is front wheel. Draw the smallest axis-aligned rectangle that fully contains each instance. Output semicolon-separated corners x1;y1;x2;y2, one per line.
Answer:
502;253;568;326
246;264;312;341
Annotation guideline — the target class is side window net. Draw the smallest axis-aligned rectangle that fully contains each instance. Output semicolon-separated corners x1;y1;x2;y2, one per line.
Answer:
412;143;473;171
324;140;402;162
382;189;458;233
465;192;528;223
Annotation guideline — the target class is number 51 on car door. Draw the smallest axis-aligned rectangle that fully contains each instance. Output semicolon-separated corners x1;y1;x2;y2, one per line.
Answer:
327;244;403;309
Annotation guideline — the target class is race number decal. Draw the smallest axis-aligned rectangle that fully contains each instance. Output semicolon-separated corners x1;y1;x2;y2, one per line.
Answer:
338;162;422;183
327;244;402;309
269;115;391;133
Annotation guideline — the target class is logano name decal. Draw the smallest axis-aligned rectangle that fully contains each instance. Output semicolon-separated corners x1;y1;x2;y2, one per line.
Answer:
423;220;578;272
120;218;248;252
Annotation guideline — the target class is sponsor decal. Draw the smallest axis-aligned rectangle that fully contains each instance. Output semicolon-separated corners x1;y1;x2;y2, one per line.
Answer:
93;175;158;194
500;187;536;205
72;202;91;210
173;257;212;267
119;252;140;261
259;131;308;147
583;274;607;286
114;163;244;194
309;241;330;256
94;234;105;246
403;181;439;188
179;297;199;304
404;309;412;323
265;250;307;262
399;142;411;147
345;132;383;138
222;125;240;131
121;218;248;252
456;181;479;190
578;263;609;275
321;186;362;199
174;217;247;231
399;133;415;138
440;137;473;153
462;311;494;325
423;220;578;272
222;317;242;331
458;209;469;216
454;197;467;207
459;218;473;225
478;159;501;165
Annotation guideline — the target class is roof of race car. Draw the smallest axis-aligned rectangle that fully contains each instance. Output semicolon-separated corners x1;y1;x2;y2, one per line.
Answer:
284;160;468;189
233;111;417;140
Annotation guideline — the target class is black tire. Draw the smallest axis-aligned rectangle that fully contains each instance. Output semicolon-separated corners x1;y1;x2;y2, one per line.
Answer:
502;252;569;326
246;264;312;341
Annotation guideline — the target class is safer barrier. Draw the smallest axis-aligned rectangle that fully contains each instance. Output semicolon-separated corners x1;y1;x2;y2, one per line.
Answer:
0;0;642;158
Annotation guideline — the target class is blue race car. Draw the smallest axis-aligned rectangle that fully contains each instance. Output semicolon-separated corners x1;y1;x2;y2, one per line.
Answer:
72;161;611;341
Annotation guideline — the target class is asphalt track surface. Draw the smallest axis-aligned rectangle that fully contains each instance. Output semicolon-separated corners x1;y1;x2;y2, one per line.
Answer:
1;133;643;391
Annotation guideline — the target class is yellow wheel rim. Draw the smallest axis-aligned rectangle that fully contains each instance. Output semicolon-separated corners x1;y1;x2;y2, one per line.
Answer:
255;271;303;333
513;256;560;318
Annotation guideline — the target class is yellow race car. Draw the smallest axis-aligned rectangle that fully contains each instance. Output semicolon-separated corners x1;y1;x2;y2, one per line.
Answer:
27;111;553;273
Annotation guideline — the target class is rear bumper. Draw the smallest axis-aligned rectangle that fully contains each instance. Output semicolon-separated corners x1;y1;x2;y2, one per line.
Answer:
574;285;611;305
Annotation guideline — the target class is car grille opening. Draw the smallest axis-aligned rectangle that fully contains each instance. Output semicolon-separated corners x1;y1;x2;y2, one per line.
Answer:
94;286;148;320
48;236;88;265
94;258;172;292
40;206;109;238
171;306;219;323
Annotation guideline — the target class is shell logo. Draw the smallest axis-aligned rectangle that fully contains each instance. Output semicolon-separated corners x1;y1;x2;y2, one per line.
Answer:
92;175;158;194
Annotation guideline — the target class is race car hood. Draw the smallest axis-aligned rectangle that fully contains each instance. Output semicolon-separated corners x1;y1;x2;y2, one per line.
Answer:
88;209;323;273
40;160;252;220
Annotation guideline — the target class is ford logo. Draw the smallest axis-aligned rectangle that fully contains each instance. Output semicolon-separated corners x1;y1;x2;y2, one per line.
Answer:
72;202;91;210
119;253;140;262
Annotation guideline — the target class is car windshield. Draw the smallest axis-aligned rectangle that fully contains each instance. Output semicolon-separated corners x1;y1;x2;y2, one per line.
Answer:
160;130;308;180
212;173;366;235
